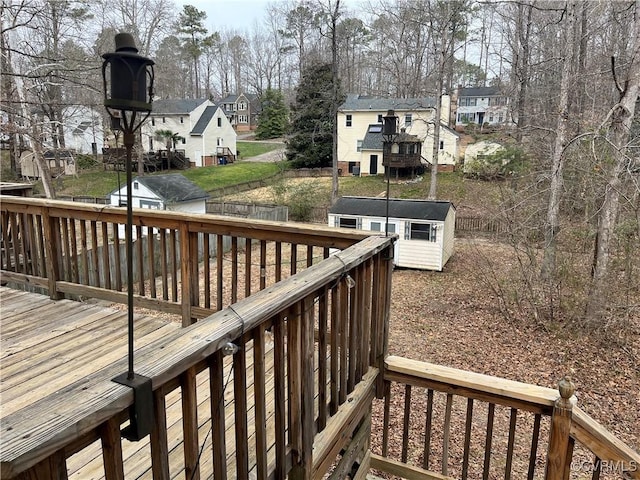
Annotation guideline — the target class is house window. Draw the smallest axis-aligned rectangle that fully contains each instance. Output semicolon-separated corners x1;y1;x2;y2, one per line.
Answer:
498;114;504;123
408;222;436;242
489;113;494;122
439;140;444;150
377;114;383;123
356;140;363;152
460;98;477;107
238;115;248;123
238;102;246;110
217;137;221;146
162;117;166;123
182;137;186;144
405;114;412;126
149;138;154;150
339;217;357;229
217;117;222;127
346;114;352;127
180;116;184;123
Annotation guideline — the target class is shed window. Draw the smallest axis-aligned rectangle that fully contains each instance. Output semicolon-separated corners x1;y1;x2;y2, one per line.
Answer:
338;217;359;229
370;221;381;231
133;181;139;190
408;222;436;242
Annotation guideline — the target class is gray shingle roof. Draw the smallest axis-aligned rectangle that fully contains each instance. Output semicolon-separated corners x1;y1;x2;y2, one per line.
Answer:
190;106;217;135
134;174;209;203
459;87;502;98
339;94;437;112
361;126;422;150
329;196;454;221
151;99;210;115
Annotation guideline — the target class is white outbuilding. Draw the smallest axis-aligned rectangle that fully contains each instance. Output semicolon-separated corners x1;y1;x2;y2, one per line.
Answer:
328;196;456;271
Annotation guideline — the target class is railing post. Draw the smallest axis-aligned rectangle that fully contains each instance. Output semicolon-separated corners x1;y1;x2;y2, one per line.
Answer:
376;245;393;398
545;376;576;480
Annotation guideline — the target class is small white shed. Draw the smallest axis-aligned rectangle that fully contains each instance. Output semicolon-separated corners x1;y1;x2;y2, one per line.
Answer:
328;196;456;271
109;173;208;212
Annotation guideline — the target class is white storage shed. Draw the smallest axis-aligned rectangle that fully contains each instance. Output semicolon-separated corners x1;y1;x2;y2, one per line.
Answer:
328;196;456;271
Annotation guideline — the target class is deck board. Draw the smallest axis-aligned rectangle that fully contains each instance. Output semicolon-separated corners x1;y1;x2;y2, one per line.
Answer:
0;286;309;479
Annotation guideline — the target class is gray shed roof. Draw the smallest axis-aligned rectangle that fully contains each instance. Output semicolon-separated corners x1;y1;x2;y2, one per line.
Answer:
459;87;502;98
126;174;208;203
191;106;217;135
329;197;454;221
151;99;210;115
339;94;437;112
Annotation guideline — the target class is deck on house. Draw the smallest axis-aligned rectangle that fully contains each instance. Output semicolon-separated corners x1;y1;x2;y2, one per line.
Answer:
0;286;288;479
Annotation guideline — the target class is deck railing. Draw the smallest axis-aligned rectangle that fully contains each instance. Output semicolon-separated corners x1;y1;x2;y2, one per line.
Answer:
0;196;369;326
374;356;640;480
0;197;395;479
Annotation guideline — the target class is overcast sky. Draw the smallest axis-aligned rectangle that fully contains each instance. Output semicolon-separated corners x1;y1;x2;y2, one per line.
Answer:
174;0;272;31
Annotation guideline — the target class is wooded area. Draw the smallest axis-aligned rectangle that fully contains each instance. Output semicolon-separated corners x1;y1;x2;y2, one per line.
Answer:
1;0;638;328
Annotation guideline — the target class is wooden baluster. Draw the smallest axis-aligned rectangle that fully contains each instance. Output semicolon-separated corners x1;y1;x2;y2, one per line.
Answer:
102;222;111;290
423;388;434;470
179;224;192;326
169;230;178;302
150;387;170;480
147;225;155;298
209;350;227;480
361;259;372;374
348;268;358;392
442;393;454;476
216;234;224;311
317;285;328;431
91;221;100;287
101;417;124;480
382;381;391;457
160;229;168;300
290;243;297;275
329;282;340;416
591;455;601;480
401;384;412;463
42;211;62;299
233;336;249;479
275;241;282;282
462;398;474;479
253;326;268;479
79;220;89;287
69;219;78;283
203;233;210;308
527;413;542;480
19;450;68;480
545;377;576;480
339;278;348;404
60;217;71;280
136;225;144;295
274;313;286;480
17;213;28;275
35;215;46;277
259;239;267;290
505;407;518;480
306;245;313;267
1;212;9;270
288;303;303;465
112;223;122;291
181;366;199;480
482;403;496;480
231;237;238;303
245;237;251;298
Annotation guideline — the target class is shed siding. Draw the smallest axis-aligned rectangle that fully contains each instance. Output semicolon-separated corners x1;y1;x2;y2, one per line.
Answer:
396;236;442;270
442;208;456;266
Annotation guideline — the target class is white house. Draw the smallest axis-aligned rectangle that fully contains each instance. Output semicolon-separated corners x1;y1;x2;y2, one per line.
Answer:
463;140;506;174
141;99;237;167
455;86;510;128
328;196;456;271
337;94;459;175
62;106;104;155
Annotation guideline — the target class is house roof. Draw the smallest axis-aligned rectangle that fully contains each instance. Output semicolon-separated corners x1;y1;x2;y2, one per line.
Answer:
459;87;502;98
151;99;210;115
190;106;217;135
361;126;421;150
339;94;437;112
329;196;454;221
121;174;209;203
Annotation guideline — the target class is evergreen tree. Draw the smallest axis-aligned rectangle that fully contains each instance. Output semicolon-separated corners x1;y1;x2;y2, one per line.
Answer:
286;63;343;168
255;89;288;139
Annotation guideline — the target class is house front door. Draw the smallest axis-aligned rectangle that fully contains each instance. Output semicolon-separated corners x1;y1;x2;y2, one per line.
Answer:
370;155;378;175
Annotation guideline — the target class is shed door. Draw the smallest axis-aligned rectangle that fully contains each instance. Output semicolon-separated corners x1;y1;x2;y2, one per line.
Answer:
369;155;378;175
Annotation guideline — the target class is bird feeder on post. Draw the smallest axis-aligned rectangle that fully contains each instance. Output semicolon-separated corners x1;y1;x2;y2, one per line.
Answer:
101;32;155;442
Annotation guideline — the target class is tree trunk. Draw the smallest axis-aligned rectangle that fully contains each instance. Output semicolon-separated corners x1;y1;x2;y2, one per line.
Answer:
586;0;640;327
541;1;577;280
30;115;56;199
428;49;445;200
331;0;340;205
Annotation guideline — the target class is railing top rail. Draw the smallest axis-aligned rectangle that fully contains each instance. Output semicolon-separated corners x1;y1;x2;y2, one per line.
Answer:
0;235;394;477
385;355;559;407
0;195;369;248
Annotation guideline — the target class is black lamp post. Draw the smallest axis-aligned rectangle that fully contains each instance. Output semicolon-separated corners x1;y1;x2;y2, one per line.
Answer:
382;109;398;237
102;32;155;441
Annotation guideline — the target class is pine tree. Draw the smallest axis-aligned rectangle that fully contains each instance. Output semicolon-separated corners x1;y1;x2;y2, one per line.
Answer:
255;89;288;140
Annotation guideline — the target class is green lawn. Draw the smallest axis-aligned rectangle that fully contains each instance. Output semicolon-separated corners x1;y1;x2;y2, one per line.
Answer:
236;141;282;160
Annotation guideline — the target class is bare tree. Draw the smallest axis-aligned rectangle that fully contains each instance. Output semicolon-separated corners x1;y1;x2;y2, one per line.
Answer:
586;0;640;326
